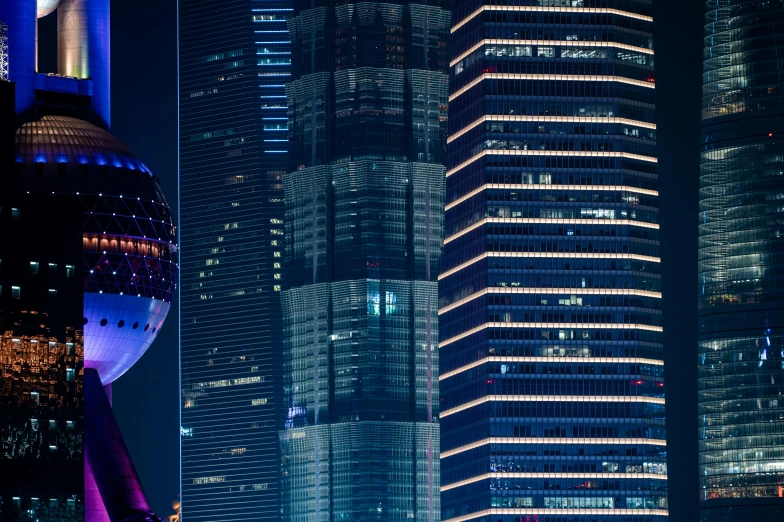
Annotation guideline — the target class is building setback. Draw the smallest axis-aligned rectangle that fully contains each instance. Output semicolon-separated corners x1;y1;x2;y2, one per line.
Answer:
278;0;450;520
697;0;784;520
178;0;290;519
440;0;667;520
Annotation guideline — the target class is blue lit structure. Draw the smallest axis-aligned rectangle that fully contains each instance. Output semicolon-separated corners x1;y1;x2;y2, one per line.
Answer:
178;0;290;519
0;1;175;520
441;1;667;521
279;0;450;520
698;1;784;521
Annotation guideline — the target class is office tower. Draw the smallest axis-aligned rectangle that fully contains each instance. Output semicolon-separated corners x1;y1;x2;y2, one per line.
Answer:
1;1;176;521
440;1;667;521
278;0;450;520
178;0;290;519
698;1;784;521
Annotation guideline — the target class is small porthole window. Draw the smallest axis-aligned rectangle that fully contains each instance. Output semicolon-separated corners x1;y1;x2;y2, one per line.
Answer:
152;326;157;333
144;324;150;331
83;317;89;325
100;318;108;326
132;322;139;329
117;320;125;328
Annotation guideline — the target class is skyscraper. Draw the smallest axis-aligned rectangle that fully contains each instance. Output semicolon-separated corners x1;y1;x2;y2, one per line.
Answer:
1;1;176;520
178;0;290;519
440;1;667;520
278;1;450;520
698;1;784;521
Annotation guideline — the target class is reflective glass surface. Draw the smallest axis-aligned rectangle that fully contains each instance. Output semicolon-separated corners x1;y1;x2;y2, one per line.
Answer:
179;0;290;519
698;2;784;520
442;0;666;520
279;1;450;520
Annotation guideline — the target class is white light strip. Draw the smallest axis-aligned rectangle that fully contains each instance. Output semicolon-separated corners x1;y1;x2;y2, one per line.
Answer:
442;472;667;492
445;183;658;210
440;394;665;418
451;38;654;67
447;149;657;178
448;115;656;143
439;252;660;280
440;287;662;315
450;73;654;103
441;436;667;459
443;508;668;522
452;6;654;34
439;356;664;381
444;217;658;245
440;321;663;348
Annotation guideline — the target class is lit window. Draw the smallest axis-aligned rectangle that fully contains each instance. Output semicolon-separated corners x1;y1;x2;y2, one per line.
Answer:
65;265;75;278
30;262;39;274
12;286;20;299
48;263;57;275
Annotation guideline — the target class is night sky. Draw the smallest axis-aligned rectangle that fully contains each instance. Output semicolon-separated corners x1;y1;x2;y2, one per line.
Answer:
103;0;705;519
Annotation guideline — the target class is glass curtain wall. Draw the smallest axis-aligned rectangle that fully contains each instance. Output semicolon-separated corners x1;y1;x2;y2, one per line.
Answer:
178;0;290;519
441;0;667;520
698;0;784;520
279;1;450;520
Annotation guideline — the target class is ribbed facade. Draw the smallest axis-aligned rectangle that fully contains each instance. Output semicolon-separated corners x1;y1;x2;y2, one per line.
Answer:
178;0;290;519
697;0;784;520
441;1;666;521
279;1;449;520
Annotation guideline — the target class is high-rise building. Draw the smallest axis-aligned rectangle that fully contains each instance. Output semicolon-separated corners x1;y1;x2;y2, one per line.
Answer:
440;1;667;521
697;1;784;521
178;0;290;520
1;1;176;521
278;0;450;520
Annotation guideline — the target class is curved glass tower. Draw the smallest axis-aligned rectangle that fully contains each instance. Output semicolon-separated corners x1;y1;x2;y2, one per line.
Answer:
698;1;784;520
279;0;450;520
441;0;667;521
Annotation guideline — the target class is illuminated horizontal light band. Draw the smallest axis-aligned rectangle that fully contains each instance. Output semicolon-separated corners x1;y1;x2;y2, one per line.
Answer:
443;509;668;522
451;39;654;67
440;287;662;315
445;183;658;211
441;436;667;459
447;149;657;178
439;252;660;280
440;356;664;381
440;322;662;348
442;472;667;492
452;6;653;34
444;217;658;245
440;394;665;419
448;115;656;144
450;73;655;103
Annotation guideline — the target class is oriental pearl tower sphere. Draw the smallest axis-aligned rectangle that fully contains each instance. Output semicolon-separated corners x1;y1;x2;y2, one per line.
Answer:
2;1;175;521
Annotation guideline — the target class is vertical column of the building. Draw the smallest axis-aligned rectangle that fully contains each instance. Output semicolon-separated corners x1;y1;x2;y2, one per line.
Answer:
441;1;667;521
178;0;288;519
697;1;784;521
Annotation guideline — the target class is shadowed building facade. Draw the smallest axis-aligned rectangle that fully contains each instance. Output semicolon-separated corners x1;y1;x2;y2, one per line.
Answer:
278;0;450;520
698;0;784;520
178;0;290;519
440;1;667;521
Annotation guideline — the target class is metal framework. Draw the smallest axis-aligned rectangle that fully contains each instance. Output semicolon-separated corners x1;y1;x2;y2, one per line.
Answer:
0;21;8;82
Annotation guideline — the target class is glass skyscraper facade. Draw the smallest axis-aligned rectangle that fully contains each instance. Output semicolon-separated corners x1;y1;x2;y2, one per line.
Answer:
698;1;784;521
441;1;667;521
179;0;290;519
278;0;450;520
